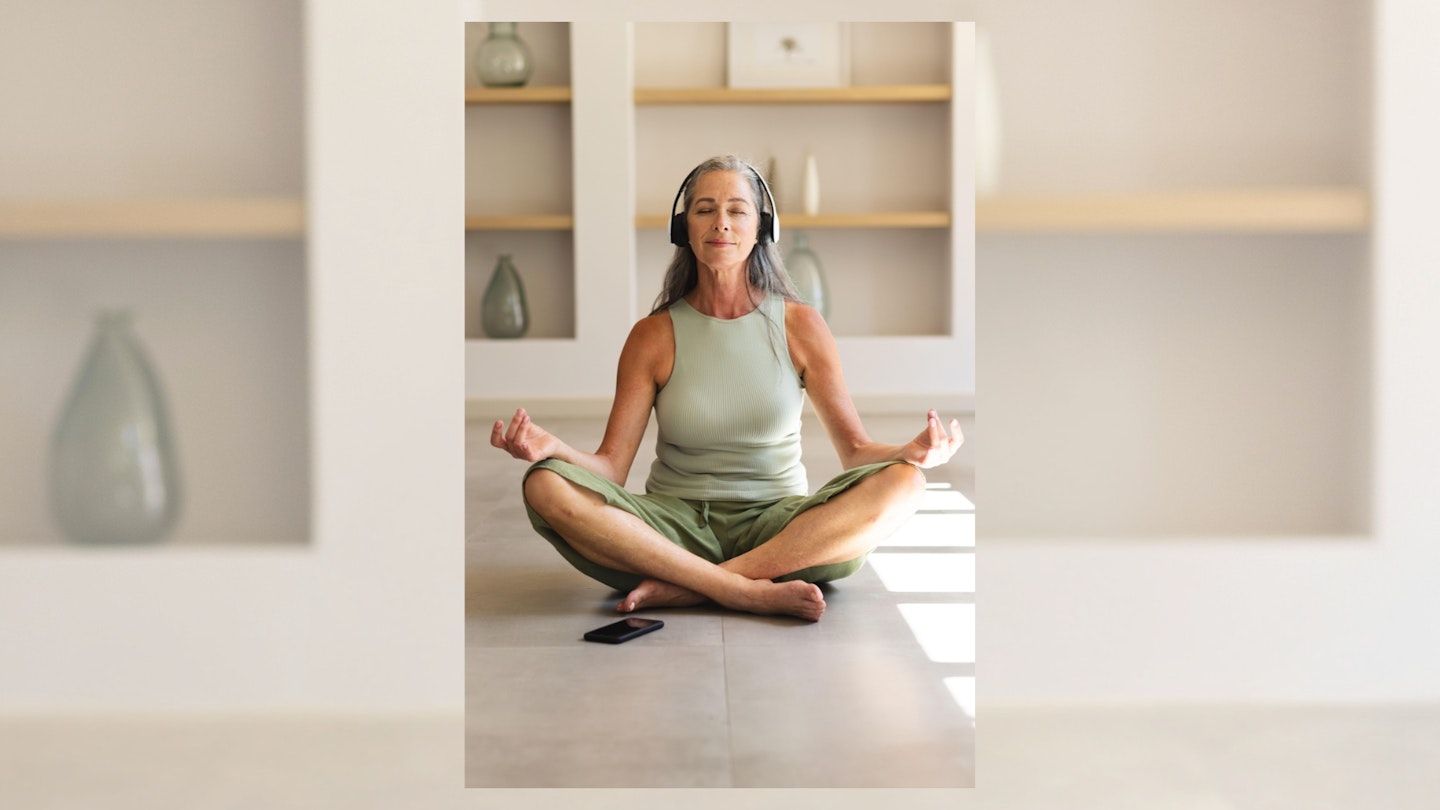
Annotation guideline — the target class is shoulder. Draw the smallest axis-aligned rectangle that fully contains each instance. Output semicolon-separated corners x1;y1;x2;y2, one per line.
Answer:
783;299;830;346
783;299;836;378
628;310;673;347
619;311;676;385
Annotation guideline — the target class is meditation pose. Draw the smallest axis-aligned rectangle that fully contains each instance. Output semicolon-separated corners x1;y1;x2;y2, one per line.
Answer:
491;155;963;622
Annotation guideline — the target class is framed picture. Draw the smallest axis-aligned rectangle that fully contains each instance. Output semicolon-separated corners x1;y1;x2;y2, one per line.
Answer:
726;23;851;88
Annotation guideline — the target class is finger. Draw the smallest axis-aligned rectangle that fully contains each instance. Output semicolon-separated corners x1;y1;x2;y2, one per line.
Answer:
950;418;964;445
505;408;524;445
516;410;536;453
928;410;942;447
490;419;506;448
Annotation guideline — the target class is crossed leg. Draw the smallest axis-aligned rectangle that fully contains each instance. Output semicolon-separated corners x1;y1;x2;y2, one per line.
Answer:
621;463;926;613
524;463;925;622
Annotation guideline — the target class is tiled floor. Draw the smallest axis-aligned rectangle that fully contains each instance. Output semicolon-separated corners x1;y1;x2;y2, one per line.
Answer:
465;412;977;787
8;705;1440;808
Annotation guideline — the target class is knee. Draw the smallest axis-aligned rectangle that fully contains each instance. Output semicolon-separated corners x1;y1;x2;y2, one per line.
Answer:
524;468;598;524
883;462;927;498
523;468;569;515
877;463;927;516
523;467;555;500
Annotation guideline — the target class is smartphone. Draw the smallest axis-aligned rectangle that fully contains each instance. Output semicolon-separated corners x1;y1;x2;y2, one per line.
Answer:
583;617;664;644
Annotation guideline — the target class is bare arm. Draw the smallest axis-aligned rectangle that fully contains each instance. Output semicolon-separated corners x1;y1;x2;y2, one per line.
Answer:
491;315;673;485
785;302;963;470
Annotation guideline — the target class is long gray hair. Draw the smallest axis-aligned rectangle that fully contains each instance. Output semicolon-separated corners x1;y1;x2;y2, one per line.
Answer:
649;155;801;317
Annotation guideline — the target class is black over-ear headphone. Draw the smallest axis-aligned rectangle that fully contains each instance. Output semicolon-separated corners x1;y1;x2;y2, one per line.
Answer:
668;160;779;247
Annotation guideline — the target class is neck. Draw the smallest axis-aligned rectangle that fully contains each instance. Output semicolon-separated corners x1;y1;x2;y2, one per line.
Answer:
687;266;759;319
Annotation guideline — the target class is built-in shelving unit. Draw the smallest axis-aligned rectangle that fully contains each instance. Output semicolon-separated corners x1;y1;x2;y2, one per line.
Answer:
465;214;573;231
464;86;571;104
0;198;306;239
634;85;949;104
974;1;1372;538
464;22;576;343
630;22;962;352
1;1;309;549
635;211;950;230
976;188;1369;233
465;21;970;407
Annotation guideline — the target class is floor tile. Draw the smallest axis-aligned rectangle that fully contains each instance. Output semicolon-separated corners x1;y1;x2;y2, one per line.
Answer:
465;645;731;787
719;582;941;650
723;644;974;786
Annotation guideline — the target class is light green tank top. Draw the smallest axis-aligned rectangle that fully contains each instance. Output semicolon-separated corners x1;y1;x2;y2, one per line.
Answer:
646;295;808;500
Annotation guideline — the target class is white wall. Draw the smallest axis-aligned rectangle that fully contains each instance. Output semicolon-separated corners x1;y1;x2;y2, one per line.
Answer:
0;0;462;710
980;0;1440;704
975;0;1372;538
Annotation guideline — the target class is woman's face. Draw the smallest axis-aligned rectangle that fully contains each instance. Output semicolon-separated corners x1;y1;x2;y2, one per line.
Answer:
686;170;760;274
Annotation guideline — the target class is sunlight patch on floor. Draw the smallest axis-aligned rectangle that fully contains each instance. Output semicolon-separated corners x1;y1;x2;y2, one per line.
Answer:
868;552;974;593
898;603;975;664
920;489;975;512
882;512;974;547
883;482;977;728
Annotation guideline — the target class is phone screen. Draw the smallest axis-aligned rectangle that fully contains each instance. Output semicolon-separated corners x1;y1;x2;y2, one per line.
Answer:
584;617;664;643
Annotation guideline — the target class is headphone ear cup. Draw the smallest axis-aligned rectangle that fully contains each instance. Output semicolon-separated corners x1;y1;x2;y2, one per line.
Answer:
670;213;688;247
758;211;775;244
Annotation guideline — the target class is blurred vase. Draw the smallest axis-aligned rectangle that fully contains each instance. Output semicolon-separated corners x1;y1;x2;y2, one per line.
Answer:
802;153;820;216
482;254;530;338
50;310;182;545
474;22;533;87
785;232;829;319
975;27;1002;196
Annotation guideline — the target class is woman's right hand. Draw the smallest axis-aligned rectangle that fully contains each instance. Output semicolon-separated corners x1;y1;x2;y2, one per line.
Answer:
491;408;561;462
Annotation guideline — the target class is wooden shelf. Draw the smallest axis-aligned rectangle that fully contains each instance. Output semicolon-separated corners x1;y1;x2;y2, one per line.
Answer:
976;188;1370;233
464;86;571;104
634;84;950;105
635;211;950;230
465;214;573;231
0;197;304;238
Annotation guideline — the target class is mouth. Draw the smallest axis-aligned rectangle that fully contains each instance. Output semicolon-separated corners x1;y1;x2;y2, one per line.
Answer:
705;240;734;246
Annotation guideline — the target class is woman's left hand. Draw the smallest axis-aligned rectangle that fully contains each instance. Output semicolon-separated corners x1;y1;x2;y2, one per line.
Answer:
900;410;965;469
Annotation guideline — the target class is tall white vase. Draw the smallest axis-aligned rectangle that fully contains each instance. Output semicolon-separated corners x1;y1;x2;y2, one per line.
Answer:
802;153;820;216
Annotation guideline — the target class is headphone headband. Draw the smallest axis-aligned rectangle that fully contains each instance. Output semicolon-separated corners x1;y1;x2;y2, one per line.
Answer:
669;160;779;247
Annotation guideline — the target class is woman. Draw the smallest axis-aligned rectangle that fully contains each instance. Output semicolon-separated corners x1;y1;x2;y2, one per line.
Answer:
491;155;962;622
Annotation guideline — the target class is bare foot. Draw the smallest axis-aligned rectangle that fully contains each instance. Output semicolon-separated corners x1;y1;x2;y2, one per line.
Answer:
620;577;825;622
737;579;826;622
617;578;708;613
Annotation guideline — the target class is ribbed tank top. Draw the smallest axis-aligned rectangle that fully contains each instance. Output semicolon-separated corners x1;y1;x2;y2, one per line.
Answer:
646;295;808;500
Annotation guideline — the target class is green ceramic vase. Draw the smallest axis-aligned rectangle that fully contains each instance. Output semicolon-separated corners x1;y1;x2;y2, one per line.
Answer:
482;254;530;338
475;22;533;87
785;232;830;319
50;310;182;545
